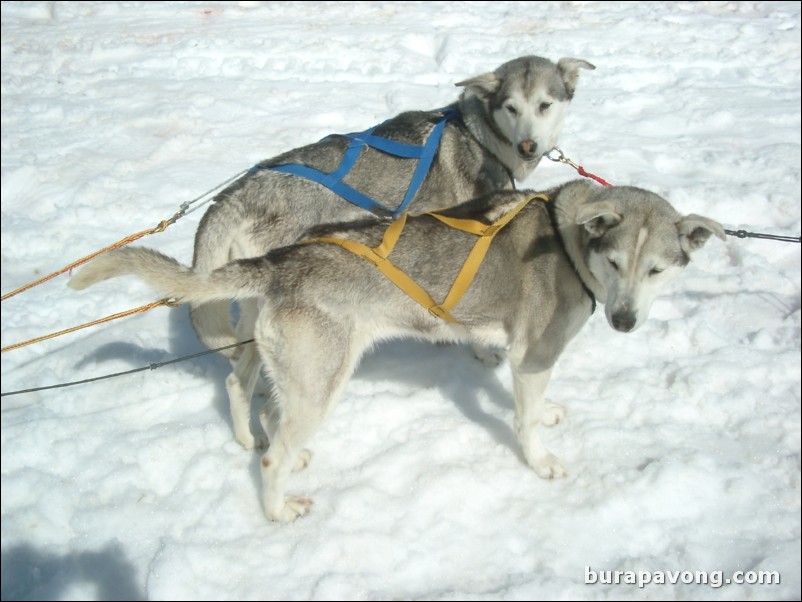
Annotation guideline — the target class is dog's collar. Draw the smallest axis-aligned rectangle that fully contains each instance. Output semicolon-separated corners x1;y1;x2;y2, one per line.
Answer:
544;202;597;314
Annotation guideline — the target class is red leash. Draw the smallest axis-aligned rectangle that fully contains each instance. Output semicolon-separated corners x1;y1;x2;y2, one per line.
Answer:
546;148;613;188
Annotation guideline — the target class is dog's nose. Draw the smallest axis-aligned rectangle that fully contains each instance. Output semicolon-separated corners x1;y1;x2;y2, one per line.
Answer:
517;139;538;159
611;311;637;332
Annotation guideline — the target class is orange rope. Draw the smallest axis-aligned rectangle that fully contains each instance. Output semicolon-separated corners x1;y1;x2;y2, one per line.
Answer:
1;214;180;302
1;298;179;353
1;171;255;353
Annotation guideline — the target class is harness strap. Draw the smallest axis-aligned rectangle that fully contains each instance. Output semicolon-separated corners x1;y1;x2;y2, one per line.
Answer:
255;107;459;217
428;194;547;315
267;164;389;216
307;193;549;324
310;214;457;322
345;133;425;158
400;115;450;214
325;126;378;186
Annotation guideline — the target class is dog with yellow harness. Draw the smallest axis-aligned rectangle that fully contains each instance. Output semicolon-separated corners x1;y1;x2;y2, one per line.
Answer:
191;55;595;450
68;178;725;522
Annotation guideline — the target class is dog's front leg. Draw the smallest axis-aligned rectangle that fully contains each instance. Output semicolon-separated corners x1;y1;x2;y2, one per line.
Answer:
510;365;567;479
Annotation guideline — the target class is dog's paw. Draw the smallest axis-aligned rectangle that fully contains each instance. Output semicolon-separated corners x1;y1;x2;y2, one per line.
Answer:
293;448;313;472
541;402;565;426
531;454;567;479
472;344;506;367
235;431;258;450
268;496;314;523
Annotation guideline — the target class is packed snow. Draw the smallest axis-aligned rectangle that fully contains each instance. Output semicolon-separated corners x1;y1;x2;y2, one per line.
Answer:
1;2;800;600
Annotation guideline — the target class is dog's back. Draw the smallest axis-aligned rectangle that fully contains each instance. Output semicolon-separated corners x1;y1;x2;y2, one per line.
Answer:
190;56;594;355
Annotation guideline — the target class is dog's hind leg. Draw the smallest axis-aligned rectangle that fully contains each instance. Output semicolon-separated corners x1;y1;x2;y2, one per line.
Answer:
226;341;263;450
237;298;277;400
510;364;567;479
225;300;269;449
258;401;314;472
256;308;357;522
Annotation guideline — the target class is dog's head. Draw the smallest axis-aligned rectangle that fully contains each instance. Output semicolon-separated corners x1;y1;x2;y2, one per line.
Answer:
574;185;725;333
456;56;594;162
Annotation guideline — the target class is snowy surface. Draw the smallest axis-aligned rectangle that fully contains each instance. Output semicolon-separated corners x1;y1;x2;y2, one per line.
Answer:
1;2;800;600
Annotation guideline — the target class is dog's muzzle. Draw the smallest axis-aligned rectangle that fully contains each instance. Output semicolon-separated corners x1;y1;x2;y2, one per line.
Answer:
611;311;637;333
517;139;539;160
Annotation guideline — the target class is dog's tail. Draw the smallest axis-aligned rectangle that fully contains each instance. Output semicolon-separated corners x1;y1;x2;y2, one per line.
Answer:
68;247;265;306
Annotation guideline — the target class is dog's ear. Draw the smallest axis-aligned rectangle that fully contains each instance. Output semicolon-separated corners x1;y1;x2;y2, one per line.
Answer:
557;58;596;99
677;214;727;254
455;72;500;98
575;201;622;237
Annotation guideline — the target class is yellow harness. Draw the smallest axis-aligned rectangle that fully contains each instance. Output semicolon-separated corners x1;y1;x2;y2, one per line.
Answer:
306;193;549;324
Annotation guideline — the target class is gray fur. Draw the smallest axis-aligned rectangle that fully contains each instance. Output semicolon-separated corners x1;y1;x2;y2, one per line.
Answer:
69;179;723;522
191;55;594;358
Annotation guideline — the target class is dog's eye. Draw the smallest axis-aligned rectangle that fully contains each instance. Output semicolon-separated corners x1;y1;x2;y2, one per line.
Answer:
649;267;663;276
608;258;620;271
540;102;552;112
505;104;518;116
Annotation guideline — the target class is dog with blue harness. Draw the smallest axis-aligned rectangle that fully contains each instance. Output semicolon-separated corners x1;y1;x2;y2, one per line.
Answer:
190;55;595;450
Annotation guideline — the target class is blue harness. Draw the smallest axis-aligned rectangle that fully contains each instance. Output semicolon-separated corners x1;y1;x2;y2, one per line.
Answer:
250;107;459;217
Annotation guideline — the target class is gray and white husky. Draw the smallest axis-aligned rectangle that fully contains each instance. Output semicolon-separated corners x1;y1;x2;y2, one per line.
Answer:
70;179;725;522
190;55;594;446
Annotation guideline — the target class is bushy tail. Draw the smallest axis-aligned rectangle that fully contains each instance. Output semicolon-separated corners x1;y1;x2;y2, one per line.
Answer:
68;247;265;306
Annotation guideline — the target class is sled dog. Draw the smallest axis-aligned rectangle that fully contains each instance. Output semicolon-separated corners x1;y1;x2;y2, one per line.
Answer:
190;55;595;446
70;179;724;522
